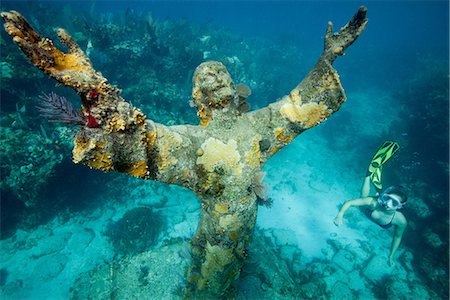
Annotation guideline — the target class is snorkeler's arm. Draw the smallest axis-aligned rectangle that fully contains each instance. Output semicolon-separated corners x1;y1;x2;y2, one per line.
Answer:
388;213;407;265
2;11;198;187
247;7;368;164
333;197;374;226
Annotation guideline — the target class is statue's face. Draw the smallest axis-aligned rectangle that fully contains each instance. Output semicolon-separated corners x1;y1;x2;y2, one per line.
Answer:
191;61;236;111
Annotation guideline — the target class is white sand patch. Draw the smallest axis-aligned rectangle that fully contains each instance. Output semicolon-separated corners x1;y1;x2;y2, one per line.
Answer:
257;132;380;261
342;89;401;136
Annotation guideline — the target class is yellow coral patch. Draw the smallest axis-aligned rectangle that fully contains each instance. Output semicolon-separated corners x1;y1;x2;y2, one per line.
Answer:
155;128;180;172
73;135;90;163
96;81;113;94
274;127;295;144
280;102;331;128
146;130;157;148
51;53;89;73
215;203;229;214
280;102;298;123
73;136;107;168
196;138;242;176
107;113;126;132
219;213;241;231
333;46;344;55
197;105;212;126
244;137;261;168
133;109;146;126
269;145;282;155
289;88;302;103
73;136;113;171
123;160;148;178
89;150;113;171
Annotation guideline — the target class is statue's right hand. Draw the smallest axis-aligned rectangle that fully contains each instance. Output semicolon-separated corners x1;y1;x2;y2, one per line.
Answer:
1;11;108;93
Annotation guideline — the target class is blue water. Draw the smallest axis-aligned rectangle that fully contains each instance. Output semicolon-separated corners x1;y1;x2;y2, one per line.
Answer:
1;1;448;299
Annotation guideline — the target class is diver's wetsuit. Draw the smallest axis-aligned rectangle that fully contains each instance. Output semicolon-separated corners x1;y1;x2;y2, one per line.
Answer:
365;209;396;229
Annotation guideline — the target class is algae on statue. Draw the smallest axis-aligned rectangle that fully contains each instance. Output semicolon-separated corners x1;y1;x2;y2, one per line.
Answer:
2;7;367;298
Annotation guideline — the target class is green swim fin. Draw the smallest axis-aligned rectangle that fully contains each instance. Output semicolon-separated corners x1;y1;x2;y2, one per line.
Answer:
367;141;400;191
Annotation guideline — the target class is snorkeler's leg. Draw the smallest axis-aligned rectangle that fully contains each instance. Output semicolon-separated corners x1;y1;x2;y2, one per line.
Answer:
360;175;371;198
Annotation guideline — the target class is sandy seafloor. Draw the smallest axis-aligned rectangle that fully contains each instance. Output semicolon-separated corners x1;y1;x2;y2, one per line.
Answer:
1;88;441;299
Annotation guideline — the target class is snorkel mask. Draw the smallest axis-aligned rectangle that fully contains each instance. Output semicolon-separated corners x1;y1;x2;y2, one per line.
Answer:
378;186;408;210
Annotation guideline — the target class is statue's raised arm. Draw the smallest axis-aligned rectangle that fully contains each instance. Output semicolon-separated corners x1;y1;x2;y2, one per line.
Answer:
1;10;112;93
247;6;368;164
1;10;200;188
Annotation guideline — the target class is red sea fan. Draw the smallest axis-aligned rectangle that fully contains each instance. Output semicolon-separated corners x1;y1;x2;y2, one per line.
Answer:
37;92;84;125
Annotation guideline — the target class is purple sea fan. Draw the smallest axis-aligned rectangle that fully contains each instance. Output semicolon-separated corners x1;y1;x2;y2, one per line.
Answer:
37;92;84;125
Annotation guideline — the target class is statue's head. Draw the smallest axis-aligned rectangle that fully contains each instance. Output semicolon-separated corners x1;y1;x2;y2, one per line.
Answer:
191;61;236;126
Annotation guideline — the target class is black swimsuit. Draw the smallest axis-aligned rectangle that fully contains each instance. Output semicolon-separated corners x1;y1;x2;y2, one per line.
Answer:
365;208;396;229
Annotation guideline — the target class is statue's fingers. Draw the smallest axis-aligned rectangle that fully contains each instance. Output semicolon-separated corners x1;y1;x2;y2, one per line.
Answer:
57;28;83;54
1;10;41;43
349;6;368;30
325;21;333;39
10;35;32;54
9;34;58;71
3;21;25;39
339;6;368;39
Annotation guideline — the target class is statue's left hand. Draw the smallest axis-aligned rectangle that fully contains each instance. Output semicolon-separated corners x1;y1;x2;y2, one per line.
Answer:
323;6;368;63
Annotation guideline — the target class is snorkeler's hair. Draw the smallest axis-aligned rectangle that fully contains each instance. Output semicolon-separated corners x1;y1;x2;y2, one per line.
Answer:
383;185;408;204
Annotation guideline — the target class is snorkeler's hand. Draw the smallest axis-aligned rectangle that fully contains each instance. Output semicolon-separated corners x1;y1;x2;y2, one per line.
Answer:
388;256;395;266
333;216;343;227
1;10;111;93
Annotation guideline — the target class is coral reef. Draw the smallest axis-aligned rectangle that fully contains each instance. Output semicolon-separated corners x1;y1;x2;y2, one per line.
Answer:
0;61;13;78
0;114;65;207
104;207;164;256
2;7;367;298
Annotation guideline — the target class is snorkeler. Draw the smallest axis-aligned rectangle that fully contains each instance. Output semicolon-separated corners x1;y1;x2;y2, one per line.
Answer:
333;141;407;266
